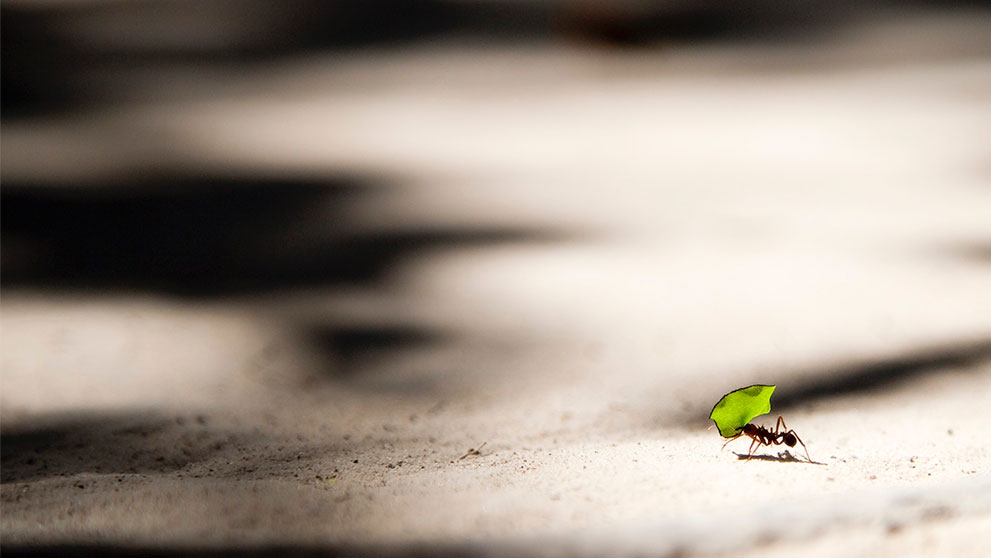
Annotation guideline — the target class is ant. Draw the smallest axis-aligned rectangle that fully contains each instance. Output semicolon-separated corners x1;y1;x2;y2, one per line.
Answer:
722;415;811;462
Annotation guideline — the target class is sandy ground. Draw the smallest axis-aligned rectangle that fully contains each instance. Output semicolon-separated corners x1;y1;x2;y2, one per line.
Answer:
3;8;991;557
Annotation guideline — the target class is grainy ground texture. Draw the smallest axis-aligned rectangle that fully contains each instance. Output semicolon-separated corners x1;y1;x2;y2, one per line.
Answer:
3;3;991;557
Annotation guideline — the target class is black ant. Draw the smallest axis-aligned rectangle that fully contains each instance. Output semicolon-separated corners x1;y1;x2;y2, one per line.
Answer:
722;415;811;461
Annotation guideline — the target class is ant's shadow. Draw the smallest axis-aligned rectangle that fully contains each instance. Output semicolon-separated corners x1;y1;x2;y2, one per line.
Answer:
734;451;827;465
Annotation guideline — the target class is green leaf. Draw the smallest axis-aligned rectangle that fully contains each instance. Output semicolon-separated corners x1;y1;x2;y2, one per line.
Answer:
709;385;775;438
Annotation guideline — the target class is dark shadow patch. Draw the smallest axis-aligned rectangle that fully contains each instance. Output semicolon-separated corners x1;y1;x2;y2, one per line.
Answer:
942;241;991;265
307;324;451;374
3;0;937;118
773;337;991;411
1;0;553;118
292;322;470;395
0;542;464;558
0;411;243;484
322;227;571;295
733;451;826;465
555;3;863;48
1;176;571;298
1;175;365;297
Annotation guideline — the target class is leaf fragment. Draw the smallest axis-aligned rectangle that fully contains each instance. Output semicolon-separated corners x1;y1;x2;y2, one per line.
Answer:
709;384;775;438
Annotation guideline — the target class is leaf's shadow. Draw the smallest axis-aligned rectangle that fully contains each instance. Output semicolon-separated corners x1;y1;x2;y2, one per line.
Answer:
734;451;827;466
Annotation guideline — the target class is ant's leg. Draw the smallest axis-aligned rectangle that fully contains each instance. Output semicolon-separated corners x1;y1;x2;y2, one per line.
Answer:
787;430;812;462
775;415;787;436
747;436;761;460
721;434;742;452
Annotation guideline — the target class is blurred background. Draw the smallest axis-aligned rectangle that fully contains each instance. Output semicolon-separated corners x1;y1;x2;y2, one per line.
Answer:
2;0;991;554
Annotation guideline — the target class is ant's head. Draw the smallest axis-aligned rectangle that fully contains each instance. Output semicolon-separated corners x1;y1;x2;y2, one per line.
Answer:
782;432;797;447
741;423;759;436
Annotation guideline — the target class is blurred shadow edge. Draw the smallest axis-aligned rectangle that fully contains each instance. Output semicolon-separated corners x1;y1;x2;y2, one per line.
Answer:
1;175;575;298
4;0;944;118
774;336;991;410
0;543;486;558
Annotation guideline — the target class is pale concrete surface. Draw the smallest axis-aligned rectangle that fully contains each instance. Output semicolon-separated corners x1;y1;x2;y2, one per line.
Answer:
3;8;991;557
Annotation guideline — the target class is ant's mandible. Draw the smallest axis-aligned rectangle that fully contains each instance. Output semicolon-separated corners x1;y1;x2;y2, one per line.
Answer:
722;415;811;461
